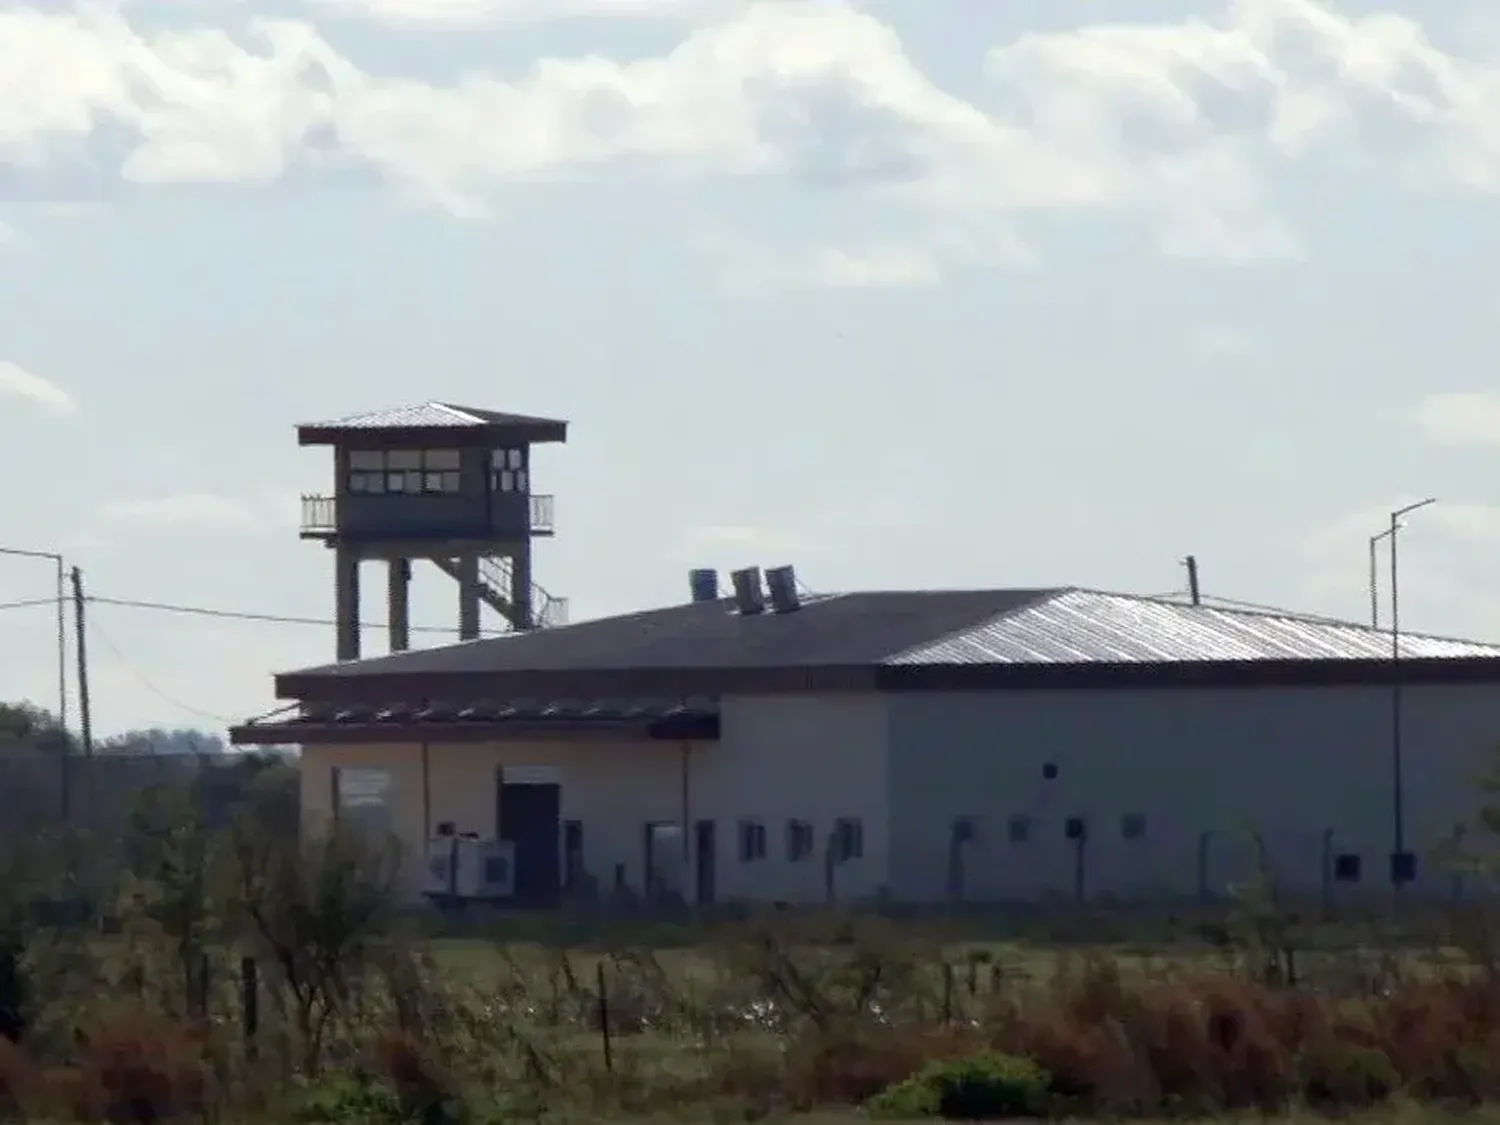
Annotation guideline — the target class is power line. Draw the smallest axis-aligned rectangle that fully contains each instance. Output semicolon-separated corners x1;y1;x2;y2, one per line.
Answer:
86;617;245;726
0;596;57;612
85;594;509;636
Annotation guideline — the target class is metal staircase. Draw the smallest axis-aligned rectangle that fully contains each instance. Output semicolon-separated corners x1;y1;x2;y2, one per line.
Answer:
430;555;568;632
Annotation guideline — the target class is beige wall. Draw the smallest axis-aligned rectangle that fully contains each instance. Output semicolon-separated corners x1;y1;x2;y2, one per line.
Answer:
303;739;687;899
300;691;894;905
690;694;890;903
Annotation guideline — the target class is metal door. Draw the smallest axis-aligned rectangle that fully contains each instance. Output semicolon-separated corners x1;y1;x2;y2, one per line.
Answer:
694;819;716;906
497;781;561;908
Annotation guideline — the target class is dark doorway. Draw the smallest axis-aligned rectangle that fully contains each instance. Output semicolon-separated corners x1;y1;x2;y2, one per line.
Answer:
694;819;716;906
562;820;584;896
497;778;562;908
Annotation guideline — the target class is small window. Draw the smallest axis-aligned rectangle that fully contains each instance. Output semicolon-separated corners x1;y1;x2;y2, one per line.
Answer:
441;471;461;493
738;819;766;862
349;450;384;471
515;470;528;492
348;473;371;494
424;472;445;493
387;449;421;471
424;449;461;470
498;470;514;493
786;819;814;862
1121;813;1146;841
833;817;863;861
363;473;385;494
508;448;524;469
1390;851;1416;885
1007;814;1031;844
386;472;408;493
1064;816;1087;841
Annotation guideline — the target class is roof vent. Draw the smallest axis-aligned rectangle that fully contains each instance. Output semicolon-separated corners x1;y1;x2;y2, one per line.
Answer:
765;565;800;614
729;567;766;616
688;568;719;604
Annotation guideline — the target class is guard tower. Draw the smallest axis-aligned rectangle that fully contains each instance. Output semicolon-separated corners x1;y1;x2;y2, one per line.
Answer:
297;402;568;660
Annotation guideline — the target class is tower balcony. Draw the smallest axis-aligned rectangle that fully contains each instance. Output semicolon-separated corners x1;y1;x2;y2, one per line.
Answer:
301;494;336;537
528;493;555;535
299;493;556;538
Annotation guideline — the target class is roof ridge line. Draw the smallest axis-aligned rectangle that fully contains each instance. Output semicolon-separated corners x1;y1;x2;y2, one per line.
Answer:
1083;587;1497;648
429;401;477;422
881;587;1069;663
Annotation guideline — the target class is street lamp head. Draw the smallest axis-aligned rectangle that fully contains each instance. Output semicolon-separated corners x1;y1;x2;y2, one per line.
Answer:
1392;498;1438;522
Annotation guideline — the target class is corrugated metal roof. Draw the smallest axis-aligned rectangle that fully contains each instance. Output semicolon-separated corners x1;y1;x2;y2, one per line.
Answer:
888;589;1500;665
284;587;1500;683
303;402;564;430
293;590;1057;678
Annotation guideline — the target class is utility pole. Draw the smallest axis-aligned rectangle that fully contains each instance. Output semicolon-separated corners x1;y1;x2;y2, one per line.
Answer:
1184;555;1201;606
71;567;93;763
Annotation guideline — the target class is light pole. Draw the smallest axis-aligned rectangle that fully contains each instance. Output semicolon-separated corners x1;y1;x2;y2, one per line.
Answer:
1387;497;1436;888
0;546;67;733
1368;528;1395;629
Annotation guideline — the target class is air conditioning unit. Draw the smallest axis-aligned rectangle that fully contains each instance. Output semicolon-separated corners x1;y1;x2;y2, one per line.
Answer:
422;835;516;906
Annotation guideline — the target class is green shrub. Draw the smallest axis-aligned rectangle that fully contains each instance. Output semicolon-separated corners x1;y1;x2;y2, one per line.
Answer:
291;1070;405;1123
1300;1043;1399;1110
867;1053;1049;1120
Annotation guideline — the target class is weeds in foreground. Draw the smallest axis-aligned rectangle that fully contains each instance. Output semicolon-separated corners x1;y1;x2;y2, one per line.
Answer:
15;773;1500;1122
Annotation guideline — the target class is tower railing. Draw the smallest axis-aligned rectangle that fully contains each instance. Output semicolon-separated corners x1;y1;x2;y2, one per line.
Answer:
529;494;555;534
300;494;336;535
299;493;555;536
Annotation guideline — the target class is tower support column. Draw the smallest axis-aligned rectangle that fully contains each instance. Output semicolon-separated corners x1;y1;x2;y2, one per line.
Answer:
388;558;411;652
335;547;361;661
457;553;482;641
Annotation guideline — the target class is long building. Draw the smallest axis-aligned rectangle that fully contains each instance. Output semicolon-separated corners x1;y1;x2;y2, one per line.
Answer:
232;579;1500;906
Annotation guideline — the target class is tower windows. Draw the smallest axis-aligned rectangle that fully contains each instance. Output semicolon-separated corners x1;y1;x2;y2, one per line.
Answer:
347;450;461;494
491;449;529;493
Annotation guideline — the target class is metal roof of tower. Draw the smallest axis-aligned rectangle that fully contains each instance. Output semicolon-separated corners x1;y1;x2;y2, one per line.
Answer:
297;402;567;445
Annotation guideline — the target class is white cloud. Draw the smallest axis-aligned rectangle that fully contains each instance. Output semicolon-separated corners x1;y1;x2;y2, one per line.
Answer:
1414;391;1500;448
708;237;944;291
703;224;1031;291
100;493;263;533
303;0;719;26
0;361;76;415
4;0;1500;263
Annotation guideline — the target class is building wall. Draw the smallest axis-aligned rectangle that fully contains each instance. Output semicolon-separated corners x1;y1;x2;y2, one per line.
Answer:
885;683;1500;903
689;694;890;903
301;739;688;900
298;692;892;905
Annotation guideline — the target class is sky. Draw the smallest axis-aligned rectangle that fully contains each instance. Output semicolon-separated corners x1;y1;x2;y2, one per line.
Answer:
2;0;1500;736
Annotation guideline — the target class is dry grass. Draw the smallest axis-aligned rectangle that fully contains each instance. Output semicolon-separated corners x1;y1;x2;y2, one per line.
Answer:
9;907;1500;1122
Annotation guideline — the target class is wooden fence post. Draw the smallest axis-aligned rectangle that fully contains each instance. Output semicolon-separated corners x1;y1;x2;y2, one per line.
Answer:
240;956;260;1062
595;960;612;1073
